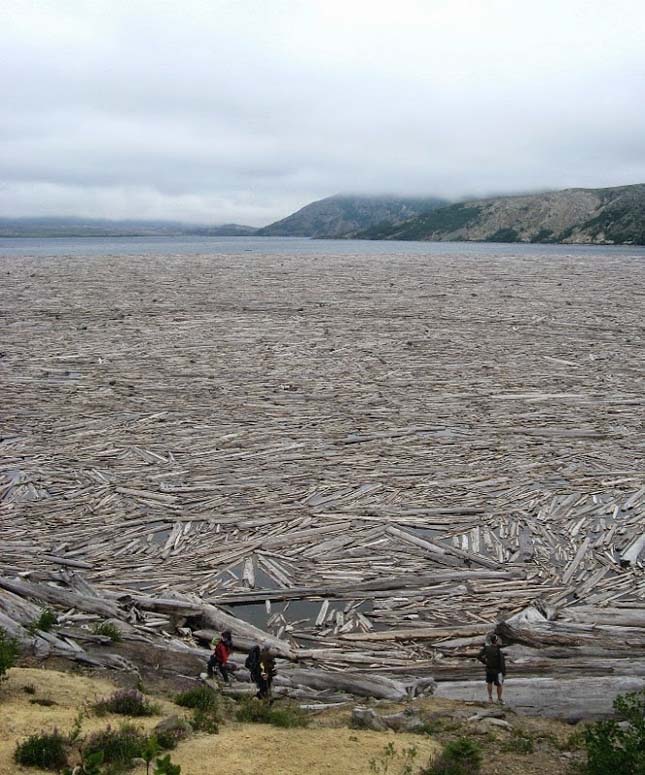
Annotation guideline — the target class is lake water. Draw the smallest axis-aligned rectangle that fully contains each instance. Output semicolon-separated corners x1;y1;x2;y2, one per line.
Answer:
2;234;645;259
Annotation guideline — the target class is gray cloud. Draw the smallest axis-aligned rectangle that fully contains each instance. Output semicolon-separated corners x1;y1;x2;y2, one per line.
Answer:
2;0;645;225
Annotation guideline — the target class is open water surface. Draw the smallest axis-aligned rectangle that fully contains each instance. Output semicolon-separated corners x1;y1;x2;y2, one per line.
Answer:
2;234;645;259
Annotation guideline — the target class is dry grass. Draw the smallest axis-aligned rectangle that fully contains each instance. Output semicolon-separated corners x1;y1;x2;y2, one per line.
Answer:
0;667;583;774
0;668;438;775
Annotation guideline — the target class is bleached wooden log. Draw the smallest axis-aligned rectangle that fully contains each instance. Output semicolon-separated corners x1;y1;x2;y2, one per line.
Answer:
0;577;119;618
280;668;410;701
435;676;645;721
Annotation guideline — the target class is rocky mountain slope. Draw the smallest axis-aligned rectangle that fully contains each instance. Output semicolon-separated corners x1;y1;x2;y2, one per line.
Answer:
356;184;645;244
0;217;258;238
257;194;447;238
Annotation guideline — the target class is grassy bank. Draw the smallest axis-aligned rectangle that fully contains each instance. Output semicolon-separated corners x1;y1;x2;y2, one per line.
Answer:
0;667;591;775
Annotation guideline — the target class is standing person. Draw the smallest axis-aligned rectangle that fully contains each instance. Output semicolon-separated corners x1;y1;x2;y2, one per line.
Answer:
257;643;276;700
477;634;506;703
208;630;234;683
245;644;261;692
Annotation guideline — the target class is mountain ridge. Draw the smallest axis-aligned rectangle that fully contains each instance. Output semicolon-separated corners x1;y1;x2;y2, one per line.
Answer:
354;183;645;244
256;194;448;238
0;217;258;238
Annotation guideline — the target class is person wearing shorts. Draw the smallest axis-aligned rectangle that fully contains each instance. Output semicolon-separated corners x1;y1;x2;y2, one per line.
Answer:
477;634;506;703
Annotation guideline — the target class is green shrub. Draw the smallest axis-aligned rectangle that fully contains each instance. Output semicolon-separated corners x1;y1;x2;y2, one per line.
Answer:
175;686;218;712
191;706;220;733
582;690;645;774
94;688;158;717
14;730;69;770
235;698;308;728
28;609;58;634
63;750;104;775
154;753;181;774
92;621;122;643
30;697;58;707
369;742;418;775
486;227;520;243
0;627;20;681
423;737;482;775
501;731;534;754
175;685;220;733
83;723;147;769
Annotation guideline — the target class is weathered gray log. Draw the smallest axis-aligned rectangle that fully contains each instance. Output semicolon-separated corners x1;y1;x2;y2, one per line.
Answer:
0;577;119;618
39;554;94;570
435;676;645;721
562;606;645;628
341;623;491;642
620;534;645;566
280;667;409;700
194;603;295;659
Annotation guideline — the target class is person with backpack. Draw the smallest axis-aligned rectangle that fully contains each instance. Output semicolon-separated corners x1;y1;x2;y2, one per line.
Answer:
207;630;235;683
477;633;506;703
246;642;276;700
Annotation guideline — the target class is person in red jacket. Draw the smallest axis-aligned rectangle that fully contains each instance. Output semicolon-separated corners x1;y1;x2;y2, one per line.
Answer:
207;630;234;682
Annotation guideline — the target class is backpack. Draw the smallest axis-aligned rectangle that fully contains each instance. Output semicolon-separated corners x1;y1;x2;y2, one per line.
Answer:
245;646;261;678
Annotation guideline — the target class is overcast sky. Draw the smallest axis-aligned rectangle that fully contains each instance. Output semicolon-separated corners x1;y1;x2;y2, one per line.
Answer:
2;0;645;226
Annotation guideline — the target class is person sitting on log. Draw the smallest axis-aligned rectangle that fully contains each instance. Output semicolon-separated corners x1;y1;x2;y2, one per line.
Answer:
207;630;235;683
477;633;506;703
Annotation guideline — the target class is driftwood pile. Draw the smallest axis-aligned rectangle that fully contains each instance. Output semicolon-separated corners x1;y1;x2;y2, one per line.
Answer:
1;247;644;716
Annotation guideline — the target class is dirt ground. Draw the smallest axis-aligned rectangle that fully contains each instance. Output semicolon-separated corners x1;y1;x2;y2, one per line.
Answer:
0;667;586;775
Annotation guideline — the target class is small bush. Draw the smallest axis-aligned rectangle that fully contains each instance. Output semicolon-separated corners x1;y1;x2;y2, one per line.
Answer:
192;706;220;733
175;685;220;733
423;737;482;775
235;698;309;728
175;686;218;712
582;689;645;774
28;609;58;634
94;688;158;717
14;730;68;770
23;683;37;694
0;627;20;681
155;730;179;750
38;608;58;631
369;742;418;775
83;723;147;768
92;621;122;643
501;731;534;754
30;697;58;707
62;750;104;775
154;753;181;774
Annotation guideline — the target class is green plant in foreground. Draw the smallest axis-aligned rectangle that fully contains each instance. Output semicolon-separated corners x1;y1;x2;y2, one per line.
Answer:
0;627;20;682
154;753;181;774
14;730;69;770
582;689;645;775
423;736;483;775
63;750;105;775
142;736;160;774
369;742;418;775
83;723;148;769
